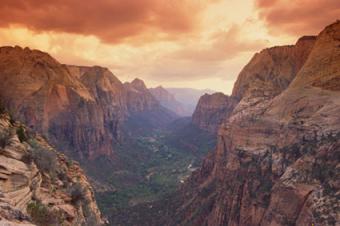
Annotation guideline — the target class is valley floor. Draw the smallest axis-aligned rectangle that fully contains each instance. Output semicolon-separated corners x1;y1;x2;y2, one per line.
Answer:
81;118;216;225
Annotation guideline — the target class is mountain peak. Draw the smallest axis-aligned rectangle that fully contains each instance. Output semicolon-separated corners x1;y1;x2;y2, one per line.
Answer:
131;78;147;90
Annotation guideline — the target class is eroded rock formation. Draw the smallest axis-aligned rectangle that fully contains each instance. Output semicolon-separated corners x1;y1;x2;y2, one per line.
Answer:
192;93;238;133
191;35;316;134
170;21;340;226
0;48;175;160
0;113;103;225
149;86;187;116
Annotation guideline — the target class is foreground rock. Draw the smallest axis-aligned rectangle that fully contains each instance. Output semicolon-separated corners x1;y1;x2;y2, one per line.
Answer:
169;21;340;226
0;113;103;225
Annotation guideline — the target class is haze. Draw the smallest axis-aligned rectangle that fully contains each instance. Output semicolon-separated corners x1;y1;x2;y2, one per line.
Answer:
0;0;338;93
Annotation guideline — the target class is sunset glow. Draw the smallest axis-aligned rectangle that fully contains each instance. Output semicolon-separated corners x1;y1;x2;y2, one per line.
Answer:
0;0;338;93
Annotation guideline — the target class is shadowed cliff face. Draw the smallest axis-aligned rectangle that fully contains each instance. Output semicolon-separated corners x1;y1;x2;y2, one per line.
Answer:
191;36;316;134
170;21;340;226
0;49;175;160
149;86;188;116
192;93;238;133
0;113;103;225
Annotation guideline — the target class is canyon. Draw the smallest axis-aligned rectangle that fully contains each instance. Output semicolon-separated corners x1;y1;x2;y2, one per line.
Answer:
0;19;339;226
165;21;340;226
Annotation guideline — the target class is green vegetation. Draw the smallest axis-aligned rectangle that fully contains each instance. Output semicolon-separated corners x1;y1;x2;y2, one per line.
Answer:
69;183;86;204
27;201;65;226
28;139;58;178
16;125;27;142
0;130;10;148
92;122;216;219
0;102;5;114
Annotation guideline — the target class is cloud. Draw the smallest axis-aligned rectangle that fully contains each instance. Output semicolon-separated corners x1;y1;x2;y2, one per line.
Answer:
0;0;218;44
171;24;268;62
143;24;268;82
256;0;340;36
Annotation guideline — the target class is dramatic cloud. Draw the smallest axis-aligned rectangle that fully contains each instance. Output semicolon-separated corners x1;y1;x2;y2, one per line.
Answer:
256;0;340;36
1;0;336;93
0;0;217;44
171;24;268;62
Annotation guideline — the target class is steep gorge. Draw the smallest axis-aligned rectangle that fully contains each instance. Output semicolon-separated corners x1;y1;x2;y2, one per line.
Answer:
0;47;176;160
192;35;316;134
169;21;339;226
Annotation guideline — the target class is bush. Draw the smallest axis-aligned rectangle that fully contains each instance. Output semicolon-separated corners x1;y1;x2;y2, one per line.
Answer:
0;130;10;148
29;139;58;177
0;103;5;114
69;183;86;204
16;126;27;142
27;201;65;226
21;152;33;164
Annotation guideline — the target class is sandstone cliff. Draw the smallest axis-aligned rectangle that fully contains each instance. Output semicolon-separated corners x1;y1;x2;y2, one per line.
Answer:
191;36;315;134
0;112;103;225
170;21;340;226
192;93;238;133
0;48;175;160
124;78;160;113
149;86;187;116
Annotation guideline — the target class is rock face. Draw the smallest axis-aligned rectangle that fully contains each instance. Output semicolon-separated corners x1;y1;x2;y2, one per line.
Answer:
192;36;316;134
191;36;316;134
0;113;103;225
0;48;175;160
149;86;187;116
124;79;160;113
166;88;216;115
169;21;340;226
192;93;238;133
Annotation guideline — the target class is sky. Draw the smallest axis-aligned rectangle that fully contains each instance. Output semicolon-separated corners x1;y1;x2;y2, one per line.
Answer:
0;0;339;94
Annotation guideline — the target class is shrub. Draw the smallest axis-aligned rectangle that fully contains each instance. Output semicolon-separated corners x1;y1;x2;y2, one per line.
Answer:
27;201;65;226
21;152;33;164
69;183;86;204
9;114;15;125
29;139;58;177
16;126;27;142
0;103;5;114
0;130;10;148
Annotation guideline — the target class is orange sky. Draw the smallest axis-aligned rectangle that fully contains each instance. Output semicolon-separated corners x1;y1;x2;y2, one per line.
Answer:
0;0;339;93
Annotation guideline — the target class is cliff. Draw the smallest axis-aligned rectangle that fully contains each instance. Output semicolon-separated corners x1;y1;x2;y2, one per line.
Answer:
192;93;238;133
149;86;187;116
124;78;160;113
0;48;175;160
0;112;103;225
191;35;316;133
170;21;340;226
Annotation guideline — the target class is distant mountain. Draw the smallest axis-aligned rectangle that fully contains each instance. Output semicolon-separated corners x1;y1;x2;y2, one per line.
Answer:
166;88;216;116
192;92;238;133
149;86;189;116
0;47;177;160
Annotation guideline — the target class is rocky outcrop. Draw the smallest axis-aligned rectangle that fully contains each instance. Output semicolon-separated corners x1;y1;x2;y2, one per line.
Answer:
122;79;177;133
0;48;175;160
166;88;216;115
191;36;315;134
0;113;103;225
170;21;340;226
232;35;316;101
192;93;238;133
124;79;159;113
149;86;187;116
